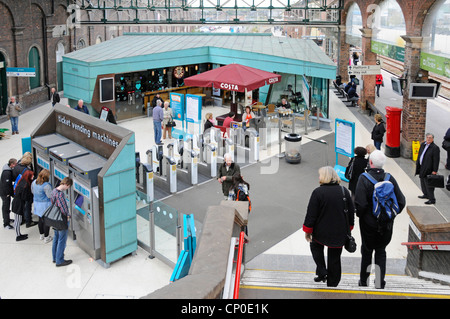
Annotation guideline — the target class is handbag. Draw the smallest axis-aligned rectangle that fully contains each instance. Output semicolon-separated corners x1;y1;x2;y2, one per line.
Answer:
341;186;357;253
42;203;68;230
427;174;445;188
166;116;176;127
344;157;355;180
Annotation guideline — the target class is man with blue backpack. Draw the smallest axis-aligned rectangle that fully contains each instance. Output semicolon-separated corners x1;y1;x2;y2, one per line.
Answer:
354;150;406;289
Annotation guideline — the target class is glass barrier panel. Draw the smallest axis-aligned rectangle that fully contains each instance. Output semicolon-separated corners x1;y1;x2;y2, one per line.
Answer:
153;200;180;265
136;190;151;250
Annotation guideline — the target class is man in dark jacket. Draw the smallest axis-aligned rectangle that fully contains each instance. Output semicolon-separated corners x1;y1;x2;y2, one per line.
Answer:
355;150;406;289
416;133;440;204
1;158;17;229
51;88;60;107
217;153;240;199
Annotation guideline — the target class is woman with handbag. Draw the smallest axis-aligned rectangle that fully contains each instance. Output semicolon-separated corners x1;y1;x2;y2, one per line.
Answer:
303;166;355;287
11;170;34;241
50;177;73;267
162;101;173;140
31;169;53;243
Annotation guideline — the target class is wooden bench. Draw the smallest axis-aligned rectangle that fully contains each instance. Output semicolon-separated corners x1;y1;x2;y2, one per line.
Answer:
366;100;386;122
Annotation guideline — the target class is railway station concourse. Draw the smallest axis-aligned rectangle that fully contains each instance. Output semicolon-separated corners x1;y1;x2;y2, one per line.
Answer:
0;0;450;304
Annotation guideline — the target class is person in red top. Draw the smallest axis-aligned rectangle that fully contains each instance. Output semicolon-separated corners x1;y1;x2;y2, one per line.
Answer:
375;74;383;97
222;111;235;129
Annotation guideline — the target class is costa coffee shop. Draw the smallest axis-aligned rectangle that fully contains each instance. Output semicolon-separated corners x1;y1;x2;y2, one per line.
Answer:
62;33;336;121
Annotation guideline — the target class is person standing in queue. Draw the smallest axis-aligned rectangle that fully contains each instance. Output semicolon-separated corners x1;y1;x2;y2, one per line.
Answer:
217;153;241;200
31;169;53;243
1;158;18;229
51;177;73;267
11;170;34;241
303;166;355;287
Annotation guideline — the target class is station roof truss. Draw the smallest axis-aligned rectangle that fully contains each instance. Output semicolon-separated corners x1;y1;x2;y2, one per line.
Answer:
69;0;343;25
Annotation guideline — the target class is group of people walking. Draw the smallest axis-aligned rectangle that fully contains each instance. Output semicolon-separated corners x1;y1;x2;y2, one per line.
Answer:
303;149;406;289
303;124;449;289
1;152;74;267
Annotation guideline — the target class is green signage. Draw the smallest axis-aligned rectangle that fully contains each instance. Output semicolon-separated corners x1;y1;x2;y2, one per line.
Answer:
371;40;405;62
420;52;450;78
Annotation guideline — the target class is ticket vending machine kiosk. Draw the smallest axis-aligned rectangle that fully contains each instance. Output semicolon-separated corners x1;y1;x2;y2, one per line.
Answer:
69;153;106;260
31;134;70;174
49;142;90;238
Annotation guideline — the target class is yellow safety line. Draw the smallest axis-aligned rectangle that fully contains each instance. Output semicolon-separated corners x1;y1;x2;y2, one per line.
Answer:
240;285;450;299
242;269;450;299
246;268;403;277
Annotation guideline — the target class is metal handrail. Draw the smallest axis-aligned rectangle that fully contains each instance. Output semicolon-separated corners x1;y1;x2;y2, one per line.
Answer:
401;241;450;250
233;231;245;299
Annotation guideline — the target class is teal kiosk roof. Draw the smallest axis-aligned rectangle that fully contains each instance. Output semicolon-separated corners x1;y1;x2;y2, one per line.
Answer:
63;33;336;104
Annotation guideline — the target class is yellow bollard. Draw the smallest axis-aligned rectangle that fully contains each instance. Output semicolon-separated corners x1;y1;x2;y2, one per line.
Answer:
412;141;420;161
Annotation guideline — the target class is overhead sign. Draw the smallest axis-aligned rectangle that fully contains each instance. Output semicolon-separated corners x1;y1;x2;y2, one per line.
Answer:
6;67;36;77
348;65;381;75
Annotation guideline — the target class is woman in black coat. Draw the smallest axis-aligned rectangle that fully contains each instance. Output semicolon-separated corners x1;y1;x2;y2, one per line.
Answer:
346;146;369;197
371;114;385;150
303;166;355;287
12;170;34;241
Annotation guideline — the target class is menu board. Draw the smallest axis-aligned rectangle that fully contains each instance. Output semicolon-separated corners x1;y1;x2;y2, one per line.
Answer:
186;94;201;123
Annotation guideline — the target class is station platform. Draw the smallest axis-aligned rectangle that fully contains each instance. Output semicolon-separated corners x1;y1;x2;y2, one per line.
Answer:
0;75;449;299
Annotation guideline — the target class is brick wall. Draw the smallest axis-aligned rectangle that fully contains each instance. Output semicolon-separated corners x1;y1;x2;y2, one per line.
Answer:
0;0;121;111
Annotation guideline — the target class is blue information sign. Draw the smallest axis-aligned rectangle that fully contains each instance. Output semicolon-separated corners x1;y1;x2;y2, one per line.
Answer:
334;118;355;182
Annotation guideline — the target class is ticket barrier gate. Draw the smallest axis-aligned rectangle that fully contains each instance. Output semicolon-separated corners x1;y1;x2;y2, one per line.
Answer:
148;145;177;194
168;139;199;186
69;153;106;261
31;133;70;174
136;153;154;202
208;127;234;164
49;142;90;239
196;134;217;178
231;126;260;164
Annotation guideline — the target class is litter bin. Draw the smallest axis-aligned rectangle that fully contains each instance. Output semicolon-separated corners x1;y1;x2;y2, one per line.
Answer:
284;133;302;164
385;106;402;158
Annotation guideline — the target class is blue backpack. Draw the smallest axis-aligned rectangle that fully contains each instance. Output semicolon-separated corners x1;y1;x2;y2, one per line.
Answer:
362;172;400;223
13;168;27;191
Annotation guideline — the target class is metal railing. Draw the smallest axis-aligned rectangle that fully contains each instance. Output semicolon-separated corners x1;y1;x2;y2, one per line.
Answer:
401;241;450;251
233;231;246;299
